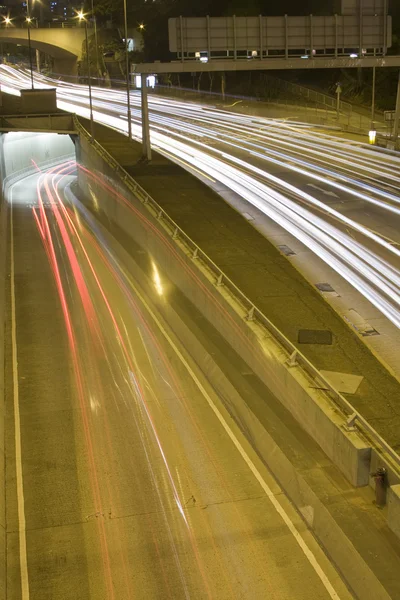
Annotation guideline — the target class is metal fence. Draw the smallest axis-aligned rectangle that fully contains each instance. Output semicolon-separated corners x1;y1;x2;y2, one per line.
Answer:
266;75;353;115
74;114;400;475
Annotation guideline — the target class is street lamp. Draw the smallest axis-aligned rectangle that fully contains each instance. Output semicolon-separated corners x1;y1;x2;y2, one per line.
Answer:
123;0;132;139
26;16;34;89
78;11;94;139
4;17;11;26
90;0;100;82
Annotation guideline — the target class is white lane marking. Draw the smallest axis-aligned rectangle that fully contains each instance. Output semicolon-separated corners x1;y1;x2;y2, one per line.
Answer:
119;267;342;600
10;182;30;599
307;183;339;198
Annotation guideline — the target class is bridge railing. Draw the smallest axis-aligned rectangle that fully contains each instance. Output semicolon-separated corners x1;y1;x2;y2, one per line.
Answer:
73;113;400;477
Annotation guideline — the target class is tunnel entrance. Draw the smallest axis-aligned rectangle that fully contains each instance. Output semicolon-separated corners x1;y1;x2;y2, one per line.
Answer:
1;131;75;185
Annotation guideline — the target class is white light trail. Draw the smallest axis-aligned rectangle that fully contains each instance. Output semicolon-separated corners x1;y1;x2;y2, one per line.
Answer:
1;65;400;328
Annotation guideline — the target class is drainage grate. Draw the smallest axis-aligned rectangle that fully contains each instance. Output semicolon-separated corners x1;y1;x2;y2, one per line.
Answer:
298;329;333;345
278;244;296;256
315;282;335;292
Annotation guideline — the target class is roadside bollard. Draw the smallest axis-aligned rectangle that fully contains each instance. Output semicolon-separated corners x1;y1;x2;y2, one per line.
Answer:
371;467;387;507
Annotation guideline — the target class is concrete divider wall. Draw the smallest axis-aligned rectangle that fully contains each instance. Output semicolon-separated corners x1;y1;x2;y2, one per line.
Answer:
76;134;371;489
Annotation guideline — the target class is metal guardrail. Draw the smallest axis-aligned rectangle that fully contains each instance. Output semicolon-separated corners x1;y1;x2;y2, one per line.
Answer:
266;75;354;115
73;114;400;472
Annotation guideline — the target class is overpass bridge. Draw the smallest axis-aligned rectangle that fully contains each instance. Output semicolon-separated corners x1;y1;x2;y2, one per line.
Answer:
0;27;87;75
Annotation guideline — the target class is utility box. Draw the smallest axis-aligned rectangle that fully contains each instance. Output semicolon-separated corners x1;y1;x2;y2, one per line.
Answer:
20;88;58;114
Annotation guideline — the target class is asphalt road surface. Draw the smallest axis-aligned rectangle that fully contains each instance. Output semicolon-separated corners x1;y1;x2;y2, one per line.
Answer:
5;164;353;599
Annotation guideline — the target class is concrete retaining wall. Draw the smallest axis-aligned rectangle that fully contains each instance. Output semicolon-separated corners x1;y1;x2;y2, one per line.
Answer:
76;134;371;488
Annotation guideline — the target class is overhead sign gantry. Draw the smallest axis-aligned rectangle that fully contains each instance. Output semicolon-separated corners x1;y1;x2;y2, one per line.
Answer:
168;5;391;62
133;0;399;160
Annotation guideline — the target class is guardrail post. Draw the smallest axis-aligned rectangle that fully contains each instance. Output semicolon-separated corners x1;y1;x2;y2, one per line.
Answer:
345;412;357;431
286;350;298;367
246;306;255;321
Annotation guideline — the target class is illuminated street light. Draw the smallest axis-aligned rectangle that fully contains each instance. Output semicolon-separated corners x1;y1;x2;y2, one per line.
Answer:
138;23;145;30
369;129;377;144
4;17;11;26
78;11;94;139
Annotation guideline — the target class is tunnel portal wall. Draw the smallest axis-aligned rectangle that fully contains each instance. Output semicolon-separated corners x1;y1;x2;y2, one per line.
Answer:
2;132;75;180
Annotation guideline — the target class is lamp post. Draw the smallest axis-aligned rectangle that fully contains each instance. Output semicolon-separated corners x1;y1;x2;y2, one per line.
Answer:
90;0;100;82
78;11;94;139
26;17;34;89
371;66;376;127
2;17;11;63
123;0;132;139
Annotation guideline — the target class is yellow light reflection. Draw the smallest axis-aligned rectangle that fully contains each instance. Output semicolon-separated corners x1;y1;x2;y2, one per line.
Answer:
152;261;163;296
88;184;99;211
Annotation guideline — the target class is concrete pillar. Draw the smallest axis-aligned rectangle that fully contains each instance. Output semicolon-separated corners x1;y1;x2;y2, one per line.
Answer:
141;75;151;162
52;57;78;81
393;70;400;144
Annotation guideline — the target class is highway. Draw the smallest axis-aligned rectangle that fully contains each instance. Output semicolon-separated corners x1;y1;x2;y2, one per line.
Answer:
1;66;400;339
5;163;353;598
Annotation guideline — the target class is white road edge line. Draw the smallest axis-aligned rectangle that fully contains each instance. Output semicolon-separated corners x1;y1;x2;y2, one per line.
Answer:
121;267;342;600
10;182;30;600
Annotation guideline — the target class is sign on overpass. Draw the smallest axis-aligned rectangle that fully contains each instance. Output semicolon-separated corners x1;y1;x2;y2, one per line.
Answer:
168;13;391;60
341;0;387;15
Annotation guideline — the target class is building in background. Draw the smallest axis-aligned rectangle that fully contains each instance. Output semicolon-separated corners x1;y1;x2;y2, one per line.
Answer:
1;0;77;23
